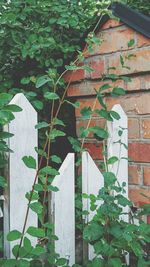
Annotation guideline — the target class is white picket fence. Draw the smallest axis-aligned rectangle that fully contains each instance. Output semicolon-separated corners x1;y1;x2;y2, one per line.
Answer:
1;93;128;265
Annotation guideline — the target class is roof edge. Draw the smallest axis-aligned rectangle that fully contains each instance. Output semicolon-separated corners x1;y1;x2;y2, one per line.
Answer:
111;2;150;38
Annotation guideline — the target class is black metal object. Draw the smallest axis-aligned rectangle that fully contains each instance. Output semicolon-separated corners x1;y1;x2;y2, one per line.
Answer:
111;2;150;38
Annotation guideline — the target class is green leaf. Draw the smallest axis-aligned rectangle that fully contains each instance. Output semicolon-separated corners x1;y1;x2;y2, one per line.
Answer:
120;55;124;66
22;156;36;169
103;172;117;186
21;77;30;85
100;83;111;91
110;110;120;120
23;237;32;253
107;156;118;165
65;64;79;71
27;227;45;238
35;121;49;129
48;185;59;192
0;176;6;188
44;92;59;100
3;104;22;112
48;129;66;140
32;245;46;256
2;259;18;267
96;109;112;121
83;222;104;242
29;202;43;214
7;230;22;241
56;258;68;266
17;259;30;267
68;137;81;152
53;118;65;126
64;100;80;108
0;93;12;107
111;87;126;96
80;107;92;120
40;166;59;176
0;132;14;139
108;258;122;267
128;39;135;48
130;241;143;256
32;100;43;110
89;126;108;139
91;258;104;267
51;155;62;164
36;75;51;88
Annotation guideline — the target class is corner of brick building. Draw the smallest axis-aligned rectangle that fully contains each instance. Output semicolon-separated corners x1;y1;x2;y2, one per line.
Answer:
64;18;150;209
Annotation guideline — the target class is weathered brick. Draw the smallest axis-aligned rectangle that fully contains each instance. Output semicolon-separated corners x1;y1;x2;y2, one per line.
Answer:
143;166;150;186
137;32;150;48
129;143;150;163
101;19;123;30
67;76;142;97
96;27;136;55
128;118;140;139
142;119;150;139
129;188;150;206
129;165;141;185
143;75;150;90
84;26;135;57
106;93;150;116
108;49;150;75
125;77;141;91
83;142;103;160
76;93;150;118
89;59;105;79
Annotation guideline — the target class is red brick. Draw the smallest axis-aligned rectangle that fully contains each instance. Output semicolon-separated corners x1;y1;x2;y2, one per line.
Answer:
147;215;150;224
90;59;105;79
83;143;103;160
129;188;150;206
64;64;85;83
101;19;123;30
129;143;150;163
129;165;141;185
108;49;150;76
142;119;150;139
137;32;150;48
143;167;150;186
128;118;140;139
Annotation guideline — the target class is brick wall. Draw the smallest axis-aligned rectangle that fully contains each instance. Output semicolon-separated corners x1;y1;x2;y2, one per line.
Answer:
65;19;150;209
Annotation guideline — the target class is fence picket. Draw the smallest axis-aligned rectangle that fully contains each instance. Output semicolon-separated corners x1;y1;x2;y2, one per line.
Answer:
50;153;75;266
3;93;38;258
107;104;128;222
82;151;104;260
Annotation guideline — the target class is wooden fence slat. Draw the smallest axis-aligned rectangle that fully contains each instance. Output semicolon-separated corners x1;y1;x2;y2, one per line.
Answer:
50;153;75;266
107;104;128;222
3;93;38;258
82;152;104;260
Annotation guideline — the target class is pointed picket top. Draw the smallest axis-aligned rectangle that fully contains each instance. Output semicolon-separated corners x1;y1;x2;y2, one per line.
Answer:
10;93;36;113
4;93;38;258
51;153;75;266
107;104;128;222
82;151;104;260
